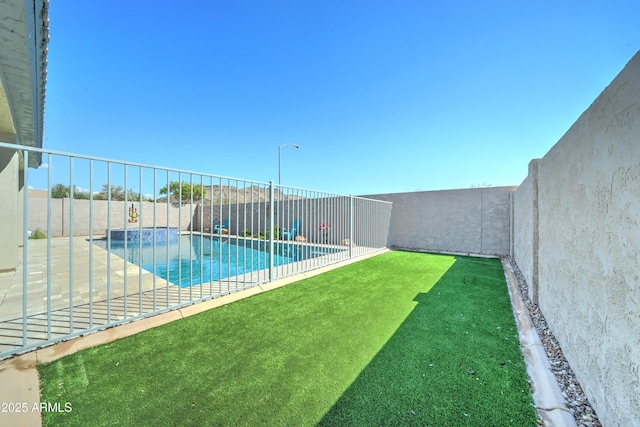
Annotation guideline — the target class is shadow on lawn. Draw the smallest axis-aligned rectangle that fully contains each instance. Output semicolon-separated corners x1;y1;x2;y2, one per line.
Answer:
317;255;536;426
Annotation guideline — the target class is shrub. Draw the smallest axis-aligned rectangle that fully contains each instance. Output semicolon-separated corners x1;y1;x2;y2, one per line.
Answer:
259;226;280;240
29;229;47;239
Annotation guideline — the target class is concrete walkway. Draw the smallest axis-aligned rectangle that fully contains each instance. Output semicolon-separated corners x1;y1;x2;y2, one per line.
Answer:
0;253;573;426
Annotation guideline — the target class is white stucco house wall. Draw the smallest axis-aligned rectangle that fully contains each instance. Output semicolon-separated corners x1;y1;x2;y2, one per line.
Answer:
0;0;49;271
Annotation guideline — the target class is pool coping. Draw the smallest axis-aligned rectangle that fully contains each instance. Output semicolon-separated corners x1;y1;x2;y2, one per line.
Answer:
0;250;573;426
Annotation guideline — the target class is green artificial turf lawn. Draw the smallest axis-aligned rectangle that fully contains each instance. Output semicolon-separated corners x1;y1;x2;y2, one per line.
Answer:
38;251;537;426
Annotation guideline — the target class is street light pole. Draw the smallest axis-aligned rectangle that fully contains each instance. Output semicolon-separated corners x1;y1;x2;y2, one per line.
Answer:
278;143;299;185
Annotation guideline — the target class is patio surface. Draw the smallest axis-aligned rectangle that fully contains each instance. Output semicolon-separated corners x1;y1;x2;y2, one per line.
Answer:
0;235;370;357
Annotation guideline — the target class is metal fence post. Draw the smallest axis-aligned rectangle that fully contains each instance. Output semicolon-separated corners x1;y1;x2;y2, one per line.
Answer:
46;153;52;339
69;156;74;332
22;149;29;346
349;195;354;258
269;181;274;282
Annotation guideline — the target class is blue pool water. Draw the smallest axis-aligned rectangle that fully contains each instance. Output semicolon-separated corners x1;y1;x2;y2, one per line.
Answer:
95;234;342;287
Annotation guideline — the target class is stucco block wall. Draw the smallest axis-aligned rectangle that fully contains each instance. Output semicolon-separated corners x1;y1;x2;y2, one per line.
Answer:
28;198;195;237
513;160;537;302
193;199;344;244
365;186;515;255
192;197;392;248
513;51;640;426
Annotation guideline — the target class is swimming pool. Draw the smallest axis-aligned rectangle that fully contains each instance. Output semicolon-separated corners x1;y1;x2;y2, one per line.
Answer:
94;234;343;287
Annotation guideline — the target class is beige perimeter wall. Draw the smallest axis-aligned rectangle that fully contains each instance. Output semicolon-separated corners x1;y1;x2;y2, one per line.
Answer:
513;160;538;303
192;196;392;249
364;186;516;256
513;51;640;426
28;198;195;237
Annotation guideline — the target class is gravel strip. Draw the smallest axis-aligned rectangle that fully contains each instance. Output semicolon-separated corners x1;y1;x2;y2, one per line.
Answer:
507;257;602;427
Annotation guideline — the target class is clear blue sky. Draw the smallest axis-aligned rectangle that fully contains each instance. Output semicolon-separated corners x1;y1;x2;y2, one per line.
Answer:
36;0;639;195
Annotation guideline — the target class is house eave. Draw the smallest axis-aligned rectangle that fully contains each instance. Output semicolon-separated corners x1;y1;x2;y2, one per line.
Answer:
0;0;49;167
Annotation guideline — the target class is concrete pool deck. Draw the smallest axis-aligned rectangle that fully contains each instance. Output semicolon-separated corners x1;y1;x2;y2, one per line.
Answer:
0;235;372;356
0;252;574;426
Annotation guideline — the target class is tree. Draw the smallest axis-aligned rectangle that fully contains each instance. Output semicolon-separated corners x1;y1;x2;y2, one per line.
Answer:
51;184;70;198
73;188;90;199
94;184;126;201
159;181;206;203
50;184;90;199
126;189;141;202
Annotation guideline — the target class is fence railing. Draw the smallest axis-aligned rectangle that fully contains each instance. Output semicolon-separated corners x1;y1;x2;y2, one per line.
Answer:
0;143;392;359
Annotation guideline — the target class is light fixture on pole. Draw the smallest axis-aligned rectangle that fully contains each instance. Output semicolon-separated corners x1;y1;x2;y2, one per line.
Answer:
278;143;299;185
